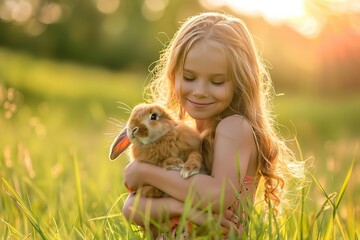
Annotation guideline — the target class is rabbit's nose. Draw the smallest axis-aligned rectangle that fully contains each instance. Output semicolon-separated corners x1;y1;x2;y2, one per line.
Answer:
131;127;138;137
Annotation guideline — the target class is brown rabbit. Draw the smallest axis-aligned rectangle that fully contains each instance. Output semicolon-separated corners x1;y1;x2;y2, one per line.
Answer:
109;103;203;198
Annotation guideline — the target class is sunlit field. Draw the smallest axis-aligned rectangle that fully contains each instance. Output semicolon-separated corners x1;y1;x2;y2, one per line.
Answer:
0;48;359;239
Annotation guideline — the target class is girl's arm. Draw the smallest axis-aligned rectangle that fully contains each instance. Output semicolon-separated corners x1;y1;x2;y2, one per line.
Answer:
122;192;183;227
122;191;239;232
124;116;257;212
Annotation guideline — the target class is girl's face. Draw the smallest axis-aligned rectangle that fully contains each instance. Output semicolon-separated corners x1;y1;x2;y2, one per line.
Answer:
175;40;234;122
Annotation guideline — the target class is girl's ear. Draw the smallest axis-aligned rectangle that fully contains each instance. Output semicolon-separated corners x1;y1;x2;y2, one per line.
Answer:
109;128;131;160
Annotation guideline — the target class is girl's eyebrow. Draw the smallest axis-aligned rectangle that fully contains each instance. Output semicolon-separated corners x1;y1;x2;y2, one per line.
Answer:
183;68;227;77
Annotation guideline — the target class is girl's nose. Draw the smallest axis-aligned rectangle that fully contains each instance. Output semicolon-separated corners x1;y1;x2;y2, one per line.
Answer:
193;81;208;98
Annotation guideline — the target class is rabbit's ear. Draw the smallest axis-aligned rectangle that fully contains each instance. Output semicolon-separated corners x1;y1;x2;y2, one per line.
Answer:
109;128;131;160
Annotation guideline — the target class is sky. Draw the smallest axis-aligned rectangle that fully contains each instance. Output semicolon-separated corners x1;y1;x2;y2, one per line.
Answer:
199;0;360;37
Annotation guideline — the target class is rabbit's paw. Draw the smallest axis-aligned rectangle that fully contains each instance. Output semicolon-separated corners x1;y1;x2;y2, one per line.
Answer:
167;163;184;171
163;157;184;171
180;164;200;179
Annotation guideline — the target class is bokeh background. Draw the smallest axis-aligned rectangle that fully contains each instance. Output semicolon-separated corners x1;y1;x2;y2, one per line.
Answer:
0;0;359;238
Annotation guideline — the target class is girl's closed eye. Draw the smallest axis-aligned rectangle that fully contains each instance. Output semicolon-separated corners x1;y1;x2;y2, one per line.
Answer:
183;75;196;81
211;80;225;86
210;77;226;86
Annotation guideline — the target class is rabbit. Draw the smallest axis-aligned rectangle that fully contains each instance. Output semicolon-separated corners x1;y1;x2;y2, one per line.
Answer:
109;103;204;198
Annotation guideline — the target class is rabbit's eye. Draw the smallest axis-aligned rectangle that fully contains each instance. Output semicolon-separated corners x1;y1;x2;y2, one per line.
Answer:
150;113;158;120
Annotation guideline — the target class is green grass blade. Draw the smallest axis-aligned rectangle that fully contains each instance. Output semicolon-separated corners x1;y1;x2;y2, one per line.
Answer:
300;187;305;239
0;218;22;237
310;173;335;210
313;192;337;222
1;177;53;240
335;214;347;240
335;151;355;209
72;150;84;225
324;215;334;240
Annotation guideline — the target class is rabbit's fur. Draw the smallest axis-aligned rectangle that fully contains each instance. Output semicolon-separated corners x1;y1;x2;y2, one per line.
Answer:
109;103;204;198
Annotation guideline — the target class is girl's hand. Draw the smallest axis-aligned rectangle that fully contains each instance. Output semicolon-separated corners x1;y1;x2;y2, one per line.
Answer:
185;208;241;235
124;160;146;191
213;210;242;236
224;208;239;226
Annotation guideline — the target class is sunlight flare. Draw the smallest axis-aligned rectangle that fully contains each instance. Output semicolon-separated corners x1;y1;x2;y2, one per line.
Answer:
199;0;359;37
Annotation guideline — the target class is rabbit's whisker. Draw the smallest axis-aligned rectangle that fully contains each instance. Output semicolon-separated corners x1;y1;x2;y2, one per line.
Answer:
107;117;125;127
117;106;132;114
117;101;133;112
104;132;120;136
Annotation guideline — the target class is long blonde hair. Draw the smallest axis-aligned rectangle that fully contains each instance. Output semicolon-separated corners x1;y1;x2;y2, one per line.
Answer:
145;12;306;213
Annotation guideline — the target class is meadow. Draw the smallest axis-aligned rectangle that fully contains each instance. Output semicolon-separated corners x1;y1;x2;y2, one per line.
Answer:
0;47;359;239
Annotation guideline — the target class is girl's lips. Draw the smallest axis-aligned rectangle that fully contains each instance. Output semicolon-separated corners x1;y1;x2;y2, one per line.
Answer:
187;99;214;107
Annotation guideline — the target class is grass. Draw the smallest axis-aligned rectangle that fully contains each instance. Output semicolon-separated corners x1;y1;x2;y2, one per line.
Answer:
0;47;359;239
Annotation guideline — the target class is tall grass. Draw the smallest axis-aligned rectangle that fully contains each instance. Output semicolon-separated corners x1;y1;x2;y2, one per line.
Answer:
1;157;357;239
0;48;359;239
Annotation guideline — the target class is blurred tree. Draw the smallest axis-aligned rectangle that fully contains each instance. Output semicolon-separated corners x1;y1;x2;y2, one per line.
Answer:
0;0;203;70
306;0;360;94
0;0;359;94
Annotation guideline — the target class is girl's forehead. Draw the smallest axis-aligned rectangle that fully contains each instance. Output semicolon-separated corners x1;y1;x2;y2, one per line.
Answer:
182;39;228;74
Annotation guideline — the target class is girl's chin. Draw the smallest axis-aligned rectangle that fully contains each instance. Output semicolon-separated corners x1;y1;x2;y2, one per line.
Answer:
186;111;213;121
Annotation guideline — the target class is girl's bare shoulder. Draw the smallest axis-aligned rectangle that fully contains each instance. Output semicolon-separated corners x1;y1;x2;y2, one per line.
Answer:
216;115;254;141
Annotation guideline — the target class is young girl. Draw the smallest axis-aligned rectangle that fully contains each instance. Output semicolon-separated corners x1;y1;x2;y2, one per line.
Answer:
122;12;305;238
